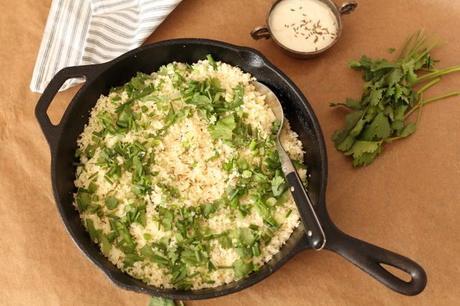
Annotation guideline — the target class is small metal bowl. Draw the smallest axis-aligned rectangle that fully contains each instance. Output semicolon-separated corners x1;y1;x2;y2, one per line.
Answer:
251;0;358;58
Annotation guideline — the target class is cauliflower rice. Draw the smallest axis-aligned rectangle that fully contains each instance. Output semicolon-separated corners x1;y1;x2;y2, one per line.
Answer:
74;56;307;289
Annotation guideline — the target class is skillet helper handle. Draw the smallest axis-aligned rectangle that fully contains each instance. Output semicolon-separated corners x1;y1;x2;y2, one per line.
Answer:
35;65;98;150
326;231;427;295
285;171;326;250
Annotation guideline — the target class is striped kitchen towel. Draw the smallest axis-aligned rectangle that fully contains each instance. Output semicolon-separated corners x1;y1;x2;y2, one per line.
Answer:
30;0;182;93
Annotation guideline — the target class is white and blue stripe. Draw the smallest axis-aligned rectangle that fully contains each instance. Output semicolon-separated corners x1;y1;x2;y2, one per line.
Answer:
31;0;182;93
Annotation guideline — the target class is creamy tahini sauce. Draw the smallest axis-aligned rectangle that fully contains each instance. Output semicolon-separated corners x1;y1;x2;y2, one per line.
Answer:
269;0;338;53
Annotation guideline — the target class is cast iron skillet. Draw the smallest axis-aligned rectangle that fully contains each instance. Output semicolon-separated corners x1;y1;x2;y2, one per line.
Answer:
35;39;427;299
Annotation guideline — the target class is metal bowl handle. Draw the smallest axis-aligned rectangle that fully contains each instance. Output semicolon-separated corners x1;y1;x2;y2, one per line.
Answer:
339;1;358;15
325;227;427;295
35;64;104;151
251;26;271;40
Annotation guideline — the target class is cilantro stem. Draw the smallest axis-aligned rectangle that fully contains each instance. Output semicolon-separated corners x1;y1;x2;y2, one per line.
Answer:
416;101;424;125
329;102;353;109
386;134;412;143
415;65;460;84
416;78;441;95
385;136;402;142
405;91;460;118
415;94;424;126
412;42;437;64
421;91;460;105
399;30;422;59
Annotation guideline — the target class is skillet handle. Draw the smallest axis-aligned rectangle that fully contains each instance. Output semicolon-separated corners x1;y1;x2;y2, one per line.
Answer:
325;228;427;295
286;171;326;250
34;64;103;150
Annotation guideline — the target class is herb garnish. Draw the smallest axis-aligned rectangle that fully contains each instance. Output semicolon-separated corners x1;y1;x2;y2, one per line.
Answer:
148;297;184;306
75;55;309;290
331;31;460;166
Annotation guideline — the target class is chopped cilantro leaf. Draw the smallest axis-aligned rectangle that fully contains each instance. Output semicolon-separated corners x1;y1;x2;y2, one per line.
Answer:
271;175;287;197
206;54;217;70
209;114;236;141
104;196;119;210
76;190;91;212
232;259;254;278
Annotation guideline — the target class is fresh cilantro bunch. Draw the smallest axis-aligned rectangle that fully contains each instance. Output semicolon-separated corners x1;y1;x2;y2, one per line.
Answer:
149;297;184;306
331;31;460;167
